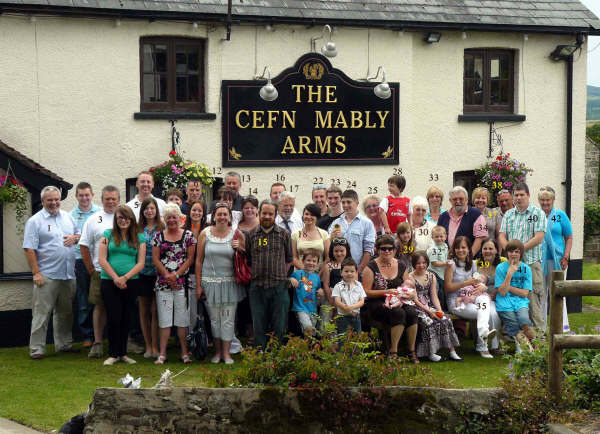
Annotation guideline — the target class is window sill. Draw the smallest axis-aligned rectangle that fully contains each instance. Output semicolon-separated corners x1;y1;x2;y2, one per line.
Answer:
134;112;217;120
458;113;526;122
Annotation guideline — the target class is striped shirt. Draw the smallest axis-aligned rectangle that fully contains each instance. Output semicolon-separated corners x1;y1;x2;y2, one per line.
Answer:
245;224;292;288
499;204;547;264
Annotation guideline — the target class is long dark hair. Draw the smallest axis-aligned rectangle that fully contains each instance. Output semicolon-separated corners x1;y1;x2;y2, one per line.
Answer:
184;200;207;234
112;205;140;248
476;238;502;267
138;198;165;232
449;236;474;271
329;237;351;263
239;195;259;226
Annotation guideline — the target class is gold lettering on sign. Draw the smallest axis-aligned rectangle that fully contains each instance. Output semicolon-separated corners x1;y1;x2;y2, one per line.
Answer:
376;111;390;128
291;85;305;103
252;111;264;128
298;136;312;154
307;86;321;103
325;86;337;103
315;111;332;129
333;111;348;129
235;110;250;128
281;136;297;154
335;136;346;153
315;136;332;154
282;111;296;129
350;111;363;129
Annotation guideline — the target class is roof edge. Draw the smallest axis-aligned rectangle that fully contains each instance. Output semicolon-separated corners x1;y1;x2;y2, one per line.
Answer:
0;4;598;35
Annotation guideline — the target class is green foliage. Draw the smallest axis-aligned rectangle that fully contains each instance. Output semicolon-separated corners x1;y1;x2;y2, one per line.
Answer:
587;121;600;143
219;330;447;389
475;153;533;205
587;85;600;120
584;201;600;238
0;175;29;235
149;151;215;197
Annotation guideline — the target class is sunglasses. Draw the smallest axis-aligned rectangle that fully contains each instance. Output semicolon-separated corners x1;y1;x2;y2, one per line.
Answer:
215;202;231;208
540;186;555;194
332;238;348;245
379;246;395;252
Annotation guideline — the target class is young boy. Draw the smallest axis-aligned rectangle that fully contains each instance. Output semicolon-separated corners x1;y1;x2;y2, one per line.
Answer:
495;239;536;353
331;258;367;333
427;226;449;307
379;175;412;234
290;249;324;336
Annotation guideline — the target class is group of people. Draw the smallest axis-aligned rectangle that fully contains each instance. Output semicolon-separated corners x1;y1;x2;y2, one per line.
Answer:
23;169;573;365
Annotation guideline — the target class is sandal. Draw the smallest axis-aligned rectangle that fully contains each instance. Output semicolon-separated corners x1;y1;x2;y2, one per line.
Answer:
388;351;398;359
154;355;167;365
180;354;192;364
408;351;420;364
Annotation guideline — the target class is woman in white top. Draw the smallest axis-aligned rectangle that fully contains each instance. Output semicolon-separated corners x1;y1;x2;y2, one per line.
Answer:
444;236;501;358
292;203;330;270
411;196;435;251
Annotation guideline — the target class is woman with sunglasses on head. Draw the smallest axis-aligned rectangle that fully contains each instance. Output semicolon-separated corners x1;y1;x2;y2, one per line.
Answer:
362;235;420;363
196;202;245;365
207;187;242;230
98;205;146;366
538;186;572;332
321;237;352;327
152;204;197;365
362;195;387;236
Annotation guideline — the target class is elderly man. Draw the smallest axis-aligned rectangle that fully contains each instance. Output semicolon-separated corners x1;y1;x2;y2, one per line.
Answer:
209;171;243;212
23;186;80;359
493;189;514;240
180;179;204;215
498;182;547;330
438;186;488;256
79;185;120;358
245;199;293;348
126;171;166;221
275;191;303;233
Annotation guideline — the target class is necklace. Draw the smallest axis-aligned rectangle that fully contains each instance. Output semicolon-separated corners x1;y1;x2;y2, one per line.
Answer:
379;260;393;268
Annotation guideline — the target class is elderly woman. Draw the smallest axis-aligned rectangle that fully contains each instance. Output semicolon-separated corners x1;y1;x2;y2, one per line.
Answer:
196;203;245;364
362;195;386;236
152;204;197;365
472;187;497;241
411;196;435;251
539;186;572;332
426;186;445;224
362;235;420;363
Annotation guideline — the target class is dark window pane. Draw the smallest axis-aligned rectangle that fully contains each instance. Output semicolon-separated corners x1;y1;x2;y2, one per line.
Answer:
500;55;510;79
188;75;199;102
464;55;474;78
153;45;168;73
490;80;509;105
188;52;199;73
176;51;187;73
176;75;188;101
464;79;483;105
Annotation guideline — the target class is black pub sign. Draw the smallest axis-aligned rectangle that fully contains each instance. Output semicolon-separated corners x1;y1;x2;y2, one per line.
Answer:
222;53;399;167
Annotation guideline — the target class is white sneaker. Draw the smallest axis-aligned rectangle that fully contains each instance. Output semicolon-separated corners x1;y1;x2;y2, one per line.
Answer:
479;351;494;359
429;353;442;362
210;356;221;364
103;357;119;366
120;356;136;364
224;358;235;365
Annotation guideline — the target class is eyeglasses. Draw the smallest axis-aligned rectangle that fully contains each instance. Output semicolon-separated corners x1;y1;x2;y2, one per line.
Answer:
332;238;348;245
379;246;395;252
116;215;130;221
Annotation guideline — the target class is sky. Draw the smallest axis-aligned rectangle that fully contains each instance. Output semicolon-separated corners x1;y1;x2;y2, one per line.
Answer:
581;0;600;87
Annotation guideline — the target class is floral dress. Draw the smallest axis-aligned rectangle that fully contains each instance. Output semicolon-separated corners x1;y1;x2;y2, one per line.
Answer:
413;271;460;358
152;230;197;291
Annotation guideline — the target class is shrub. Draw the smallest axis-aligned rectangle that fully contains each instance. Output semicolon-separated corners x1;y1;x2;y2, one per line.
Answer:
475;153;533;205
584;200;600;239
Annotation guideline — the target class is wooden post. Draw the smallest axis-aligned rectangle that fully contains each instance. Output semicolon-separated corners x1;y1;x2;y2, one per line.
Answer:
549;270;564;400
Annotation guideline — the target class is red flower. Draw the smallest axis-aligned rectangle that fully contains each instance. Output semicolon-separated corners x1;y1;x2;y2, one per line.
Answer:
310;372;317;381
496;156;502;160
169;150;177;156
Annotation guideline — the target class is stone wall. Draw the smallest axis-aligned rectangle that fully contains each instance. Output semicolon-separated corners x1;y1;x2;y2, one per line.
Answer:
84;386;504;433
585;136;599;203
584;233;600;263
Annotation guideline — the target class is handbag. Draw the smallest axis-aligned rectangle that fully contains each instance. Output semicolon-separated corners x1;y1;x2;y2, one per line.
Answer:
233;230;252;285
186;301;209;361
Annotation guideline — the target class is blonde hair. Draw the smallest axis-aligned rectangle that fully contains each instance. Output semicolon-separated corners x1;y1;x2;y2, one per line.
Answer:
431;225;446;236
538;186;556;201
362;195;381;213
426;186;444;202
472;187;491;204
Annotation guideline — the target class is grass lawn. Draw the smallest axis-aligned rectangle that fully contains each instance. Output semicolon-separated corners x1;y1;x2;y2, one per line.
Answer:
582;263;600;308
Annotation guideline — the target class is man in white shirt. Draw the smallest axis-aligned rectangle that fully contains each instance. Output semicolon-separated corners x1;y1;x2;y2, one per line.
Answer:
79;185;119;358
23;186;79;359
275;191;303;234
126;171;166;221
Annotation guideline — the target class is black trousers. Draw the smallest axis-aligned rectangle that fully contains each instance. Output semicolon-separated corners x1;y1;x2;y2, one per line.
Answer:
101;279;137;358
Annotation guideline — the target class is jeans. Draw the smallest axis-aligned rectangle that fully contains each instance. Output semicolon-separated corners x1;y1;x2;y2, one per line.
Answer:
74;259;94;341
498;308;532;337
336;315;361;333
101;279;136;358
249;281;289;349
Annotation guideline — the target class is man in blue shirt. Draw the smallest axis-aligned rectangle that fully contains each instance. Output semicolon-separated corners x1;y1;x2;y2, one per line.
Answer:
328;190;376;275
23;186;80;359
70;182;100;347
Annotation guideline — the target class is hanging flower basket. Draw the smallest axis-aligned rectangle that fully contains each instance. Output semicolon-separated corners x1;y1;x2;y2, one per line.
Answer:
475;153;533;204
0;175;29;235
149;151;215;197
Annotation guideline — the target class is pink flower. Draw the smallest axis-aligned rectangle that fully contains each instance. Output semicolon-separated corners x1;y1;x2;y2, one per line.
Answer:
310;372;317;381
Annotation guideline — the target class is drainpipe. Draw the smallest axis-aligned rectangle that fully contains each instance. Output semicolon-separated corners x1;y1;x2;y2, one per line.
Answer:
565;54;573;218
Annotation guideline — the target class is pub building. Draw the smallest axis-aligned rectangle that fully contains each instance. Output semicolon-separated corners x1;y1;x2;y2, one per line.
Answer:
0;0;598;345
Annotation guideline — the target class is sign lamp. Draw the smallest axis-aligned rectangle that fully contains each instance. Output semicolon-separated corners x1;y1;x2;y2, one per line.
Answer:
256;66;278;101
424;32;442;43
368;66;391;99
311;24;338;58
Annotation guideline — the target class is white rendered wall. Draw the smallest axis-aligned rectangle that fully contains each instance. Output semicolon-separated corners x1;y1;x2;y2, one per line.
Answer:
0;16;587;307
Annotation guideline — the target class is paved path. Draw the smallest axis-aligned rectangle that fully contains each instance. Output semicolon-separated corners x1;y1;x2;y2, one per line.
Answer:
0;418;42;434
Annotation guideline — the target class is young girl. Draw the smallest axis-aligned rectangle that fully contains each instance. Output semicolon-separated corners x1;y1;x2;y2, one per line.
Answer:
321;237;352;326
379;175;412;234
410;252;461;362
137;198;164;359
395;222;415;271
444;236;501;359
